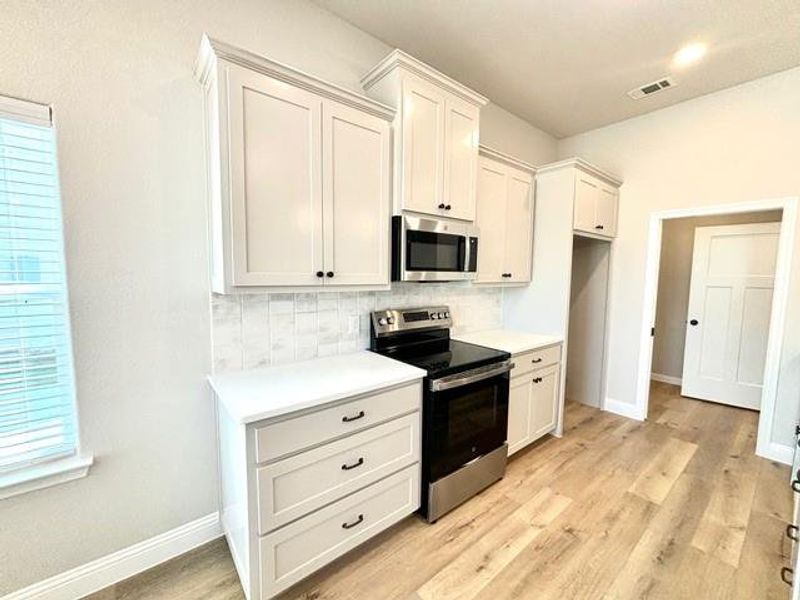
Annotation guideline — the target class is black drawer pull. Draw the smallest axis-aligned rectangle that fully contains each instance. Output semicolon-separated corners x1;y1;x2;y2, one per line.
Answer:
595;224;604;230
531;358;542;363
342;410;365;423
781;567;793;586
792;479;800;494
786;524;799;542
341;457;364;471
342;514;364;530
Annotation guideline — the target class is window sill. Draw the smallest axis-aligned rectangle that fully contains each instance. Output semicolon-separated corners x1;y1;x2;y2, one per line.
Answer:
0;454;94;500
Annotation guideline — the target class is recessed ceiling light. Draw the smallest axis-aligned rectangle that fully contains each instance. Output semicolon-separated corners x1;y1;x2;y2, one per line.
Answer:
673;43;707;68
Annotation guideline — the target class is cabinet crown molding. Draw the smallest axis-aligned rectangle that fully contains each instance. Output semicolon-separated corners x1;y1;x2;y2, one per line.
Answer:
194;34;395;120
361;49;489;107
536;157;622;187
479;145;537;174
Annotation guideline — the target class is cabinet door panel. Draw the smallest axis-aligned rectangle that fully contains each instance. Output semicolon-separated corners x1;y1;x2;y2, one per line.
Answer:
475;157;507;283
443;97;479;221
504;168;534;282
508;372;533;456
573;176;598;235
322;101;390;285
401;77;445;216
227;65;322;286
530;364;559;440
595;185;618;237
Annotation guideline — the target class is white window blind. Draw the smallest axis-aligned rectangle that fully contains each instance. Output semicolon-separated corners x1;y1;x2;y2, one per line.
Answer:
0;95;79;474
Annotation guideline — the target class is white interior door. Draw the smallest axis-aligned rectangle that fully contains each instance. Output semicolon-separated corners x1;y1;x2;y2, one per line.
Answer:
681;222;780;410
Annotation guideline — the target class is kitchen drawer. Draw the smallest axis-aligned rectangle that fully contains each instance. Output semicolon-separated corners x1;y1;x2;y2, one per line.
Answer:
259;464;419;597
256;413;420;533
512;344;561;377
253;381;421;464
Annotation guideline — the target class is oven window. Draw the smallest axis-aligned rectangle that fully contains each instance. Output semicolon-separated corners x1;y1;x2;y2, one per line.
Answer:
406;230;464;272
446;387;500;448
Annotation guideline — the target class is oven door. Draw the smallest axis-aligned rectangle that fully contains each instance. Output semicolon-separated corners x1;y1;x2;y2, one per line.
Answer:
425;361;511;481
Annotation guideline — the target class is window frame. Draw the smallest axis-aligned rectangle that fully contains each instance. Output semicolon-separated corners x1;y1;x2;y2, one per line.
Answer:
0;93;92;499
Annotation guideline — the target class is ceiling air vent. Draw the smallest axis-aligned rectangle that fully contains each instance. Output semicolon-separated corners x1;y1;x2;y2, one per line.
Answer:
627;77;676;100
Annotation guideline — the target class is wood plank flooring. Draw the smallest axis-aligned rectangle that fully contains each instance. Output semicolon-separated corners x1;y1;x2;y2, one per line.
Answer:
86;382;792;600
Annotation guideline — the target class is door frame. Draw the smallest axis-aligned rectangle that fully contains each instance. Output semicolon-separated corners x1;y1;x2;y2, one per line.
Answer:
636;196;799;464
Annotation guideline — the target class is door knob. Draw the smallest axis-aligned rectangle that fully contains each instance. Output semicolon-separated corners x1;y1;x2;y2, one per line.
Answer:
689;319;699;326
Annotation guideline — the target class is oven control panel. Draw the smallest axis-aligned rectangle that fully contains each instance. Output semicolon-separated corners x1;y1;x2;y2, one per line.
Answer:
370;306;452;336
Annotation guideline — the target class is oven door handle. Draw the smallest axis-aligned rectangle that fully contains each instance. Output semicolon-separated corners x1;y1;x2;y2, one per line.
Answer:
429;360;514;392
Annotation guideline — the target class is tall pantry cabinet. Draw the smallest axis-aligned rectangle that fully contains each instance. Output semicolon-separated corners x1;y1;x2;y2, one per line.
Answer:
196;36;395;293
361;50;488;222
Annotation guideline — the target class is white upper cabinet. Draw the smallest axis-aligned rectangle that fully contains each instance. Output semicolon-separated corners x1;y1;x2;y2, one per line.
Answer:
572;166;620;238
227;65;323;288
362;50;487;222
537;158;622;240
474;147;535;284
322;101;391;286
196;36;393;293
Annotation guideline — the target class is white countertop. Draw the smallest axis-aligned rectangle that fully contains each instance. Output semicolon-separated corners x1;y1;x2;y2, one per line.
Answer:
208;351;425;425
454;329;563;355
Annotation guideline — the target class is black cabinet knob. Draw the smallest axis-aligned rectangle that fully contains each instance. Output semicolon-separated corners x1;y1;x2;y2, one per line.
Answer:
438;203;446;209
445;204;452;210
595;224;604;230
689;319;699;326
316;271;324;277
326;271;334;278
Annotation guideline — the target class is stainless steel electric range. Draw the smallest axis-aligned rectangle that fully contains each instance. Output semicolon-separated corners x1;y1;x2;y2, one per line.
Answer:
370;306;512;522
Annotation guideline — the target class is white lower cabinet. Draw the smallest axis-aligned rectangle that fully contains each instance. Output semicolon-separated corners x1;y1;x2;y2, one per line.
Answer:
507;343;563;456
260;465;419;594
216;381;422;599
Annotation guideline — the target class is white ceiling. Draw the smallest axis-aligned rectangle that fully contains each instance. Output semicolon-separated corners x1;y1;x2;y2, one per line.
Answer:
313;0;800;137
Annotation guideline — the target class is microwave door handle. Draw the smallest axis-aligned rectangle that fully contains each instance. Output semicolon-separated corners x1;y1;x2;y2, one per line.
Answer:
430;361;514;392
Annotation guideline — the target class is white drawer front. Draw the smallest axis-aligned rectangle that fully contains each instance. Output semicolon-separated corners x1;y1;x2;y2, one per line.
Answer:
254;381;421;463
257;413;420;533
512;344;561;377
259;464;420;598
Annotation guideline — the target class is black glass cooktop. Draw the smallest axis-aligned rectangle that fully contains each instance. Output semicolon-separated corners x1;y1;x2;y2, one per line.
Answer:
374;339;510;378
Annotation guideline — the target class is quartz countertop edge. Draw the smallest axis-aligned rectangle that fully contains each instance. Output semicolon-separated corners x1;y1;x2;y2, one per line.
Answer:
453;329;563;355
207;351;426;425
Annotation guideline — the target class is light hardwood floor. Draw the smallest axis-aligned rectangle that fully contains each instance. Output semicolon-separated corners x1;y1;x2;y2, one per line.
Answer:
87;382;792;600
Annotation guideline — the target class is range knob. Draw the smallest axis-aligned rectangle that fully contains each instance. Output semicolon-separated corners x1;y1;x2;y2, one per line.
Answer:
438;312;445;319
444;311;450;318
378;317;388;326
430;313;438;320
387;317;395;325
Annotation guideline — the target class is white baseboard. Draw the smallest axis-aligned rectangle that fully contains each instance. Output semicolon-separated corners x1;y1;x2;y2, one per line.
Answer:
757;441;794;466
650;372;682;386
604;397;646;421
4;512;222;600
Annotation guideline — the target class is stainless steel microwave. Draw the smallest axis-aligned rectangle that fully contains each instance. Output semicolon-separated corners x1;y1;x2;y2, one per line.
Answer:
391;215;479;282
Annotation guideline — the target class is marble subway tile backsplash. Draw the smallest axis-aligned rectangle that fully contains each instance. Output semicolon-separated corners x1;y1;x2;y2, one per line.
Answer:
211;283;503;373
